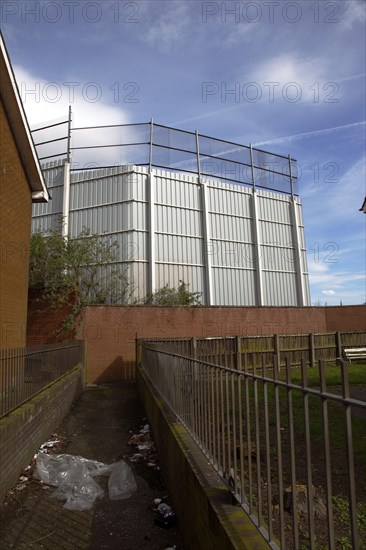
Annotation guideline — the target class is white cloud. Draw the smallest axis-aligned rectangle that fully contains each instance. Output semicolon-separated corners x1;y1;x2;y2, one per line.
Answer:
13;65;131;167
340;0;366;31
142;2;191;52
222;20;257;47
14;65;129;127
307;255;365;305
307;257;365;288
250;53;338;105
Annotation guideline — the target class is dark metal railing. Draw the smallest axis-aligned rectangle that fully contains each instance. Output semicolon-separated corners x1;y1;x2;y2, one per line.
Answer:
140;339;366;549
0;342;83;418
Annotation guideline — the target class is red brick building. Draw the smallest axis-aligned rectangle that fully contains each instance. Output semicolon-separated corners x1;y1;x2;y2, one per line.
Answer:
0;32;49;349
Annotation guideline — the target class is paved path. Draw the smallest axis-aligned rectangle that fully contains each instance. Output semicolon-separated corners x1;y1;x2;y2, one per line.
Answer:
0;383;184;550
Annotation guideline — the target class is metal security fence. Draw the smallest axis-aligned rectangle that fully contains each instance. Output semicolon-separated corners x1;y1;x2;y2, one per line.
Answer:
140;341;366;549
31;114;298;196
0;342;83;418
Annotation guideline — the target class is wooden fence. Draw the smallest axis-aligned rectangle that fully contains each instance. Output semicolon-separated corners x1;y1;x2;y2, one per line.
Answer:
142;331;366;370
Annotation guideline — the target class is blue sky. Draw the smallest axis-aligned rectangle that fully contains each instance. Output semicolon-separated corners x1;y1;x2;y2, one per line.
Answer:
1;0;365;305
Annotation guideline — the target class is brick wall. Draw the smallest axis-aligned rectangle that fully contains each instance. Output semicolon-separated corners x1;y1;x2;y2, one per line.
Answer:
26;300;366;383
75;305;366;383
27;289;76;346
0;366;84;503
0;96;32;348
325;305;366;332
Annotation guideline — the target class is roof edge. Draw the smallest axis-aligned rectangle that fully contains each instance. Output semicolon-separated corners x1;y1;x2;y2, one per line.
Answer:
0;31;49;203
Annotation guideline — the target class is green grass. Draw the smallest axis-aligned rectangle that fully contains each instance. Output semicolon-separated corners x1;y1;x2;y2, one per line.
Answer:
279;362;366;387
245;369;366;463
332;497;366;550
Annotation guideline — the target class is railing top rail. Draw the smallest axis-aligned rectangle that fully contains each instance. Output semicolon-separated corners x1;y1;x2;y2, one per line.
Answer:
0;341;83;419
141;344;365;407
0;341;82;358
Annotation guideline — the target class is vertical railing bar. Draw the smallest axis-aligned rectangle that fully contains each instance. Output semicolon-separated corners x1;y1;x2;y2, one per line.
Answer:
149;117;154;172
183;357;187;425
231;373;238;494
286;357;299;549
238;373;245;502
245;374;253;513
263;354;273;541
301;356;315;547
340;359;359;549
203;362;208;451
207;362;212;460
273;355;285;548
215;365;222;472
15;349;18;406
198;360;203;445
183;359;189;429
319;359;335;549
204;363;209;452
192;358;197;438
225;370;232;480
11;350;14;411
4;349;7;413
253;355;263;526
220;369;226;474
180;357;184;422
211;363;216;464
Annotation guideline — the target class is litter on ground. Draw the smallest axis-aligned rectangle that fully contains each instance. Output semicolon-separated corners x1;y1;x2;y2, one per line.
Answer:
35;453;137;511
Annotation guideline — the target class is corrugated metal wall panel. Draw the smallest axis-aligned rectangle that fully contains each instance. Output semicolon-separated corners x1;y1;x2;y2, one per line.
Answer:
130;262;149;302
32;163;310;306
32;214;61;232
155;171;201;209
155;205;202;235
211;241;256;269
208;185;252;217
211;268;256;306
260;221;293;246
262;271;298;306
210;213;253;242
155;264;205;297
258;193;291;224
32;160;65;228
156;235;203;264
41;159;64;179
101;231;147;262
261;246;296;272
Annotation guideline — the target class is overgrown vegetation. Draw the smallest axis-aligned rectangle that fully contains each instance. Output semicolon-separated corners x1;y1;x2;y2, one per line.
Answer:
144;280;201;306
29;226;132;332
30;226;202;332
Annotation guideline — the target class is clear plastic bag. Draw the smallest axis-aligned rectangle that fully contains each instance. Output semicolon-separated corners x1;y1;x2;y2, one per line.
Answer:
108;461;137;500
35;453;136;510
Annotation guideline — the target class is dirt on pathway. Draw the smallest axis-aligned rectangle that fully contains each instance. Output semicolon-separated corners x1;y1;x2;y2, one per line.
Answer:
0;383;184;550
